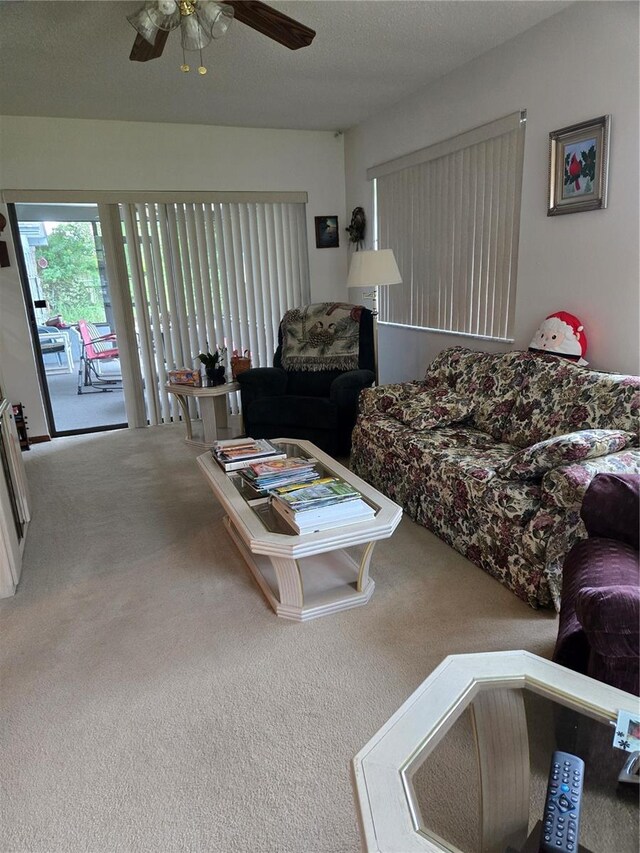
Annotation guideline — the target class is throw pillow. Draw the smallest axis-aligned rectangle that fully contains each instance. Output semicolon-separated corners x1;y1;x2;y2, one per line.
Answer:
496;429;633;481
388;391;475;431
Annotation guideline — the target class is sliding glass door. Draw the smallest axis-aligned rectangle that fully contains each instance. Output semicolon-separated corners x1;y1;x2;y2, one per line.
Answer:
13;203;126;435
9;192;312;441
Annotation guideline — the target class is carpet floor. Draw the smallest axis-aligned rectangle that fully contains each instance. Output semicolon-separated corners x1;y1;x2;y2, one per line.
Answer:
0;425;559;852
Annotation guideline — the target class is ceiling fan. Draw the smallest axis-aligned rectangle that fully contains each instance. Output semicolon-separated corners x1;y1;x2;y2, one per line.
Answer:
128;0;316;74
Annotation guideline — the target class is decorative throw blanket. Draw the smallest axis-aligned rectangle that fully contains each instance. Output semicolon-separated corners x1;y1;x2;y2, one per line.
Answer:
280;303;363;371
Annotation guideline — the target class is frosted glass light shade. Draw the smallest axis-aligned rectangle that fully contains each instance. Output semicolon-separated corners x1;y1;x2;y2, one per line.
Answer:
127;1;181;38
199;1;234;38
347;249;402;289
146;0;181;29
127;7;161;43
181;13;211;49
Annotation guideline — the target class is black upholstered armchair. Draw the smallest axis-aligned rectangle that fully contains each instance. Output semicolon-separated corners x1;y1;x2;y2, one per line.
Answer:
237;304;375;456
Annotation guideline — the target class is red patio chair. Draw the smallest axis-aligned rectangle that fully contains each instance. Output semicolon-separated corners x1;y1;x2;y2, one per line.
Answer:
77;319;122;394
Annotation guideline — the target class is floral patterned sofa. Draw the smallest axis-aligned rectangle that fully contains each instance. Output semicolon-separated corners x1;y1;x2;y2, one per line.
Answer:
351;347;640;609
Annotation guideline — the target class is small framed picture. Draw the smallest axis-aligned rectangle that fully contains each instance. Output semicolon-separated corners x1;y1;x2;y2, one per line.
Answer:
614;710;640;753
548;115;611;215
314;216;339;248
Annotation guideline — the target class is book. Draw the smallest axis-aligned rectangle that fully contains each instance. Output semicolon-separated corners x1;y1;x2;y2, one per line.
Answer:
216;451;287;472
212;438;286;472
246;457;316;478
212;438;258;456
272;478;362;511
271;496;375;534
239;469;320;497
273;495;374;525
238;457;320;494
221;444;276;460
269;476;335;495
168;368;202;386
214;438;278;459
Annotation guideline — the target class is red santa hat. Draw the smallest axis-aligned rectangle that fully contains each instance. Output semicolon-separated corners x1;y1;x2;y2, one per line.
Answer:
529;311;587;360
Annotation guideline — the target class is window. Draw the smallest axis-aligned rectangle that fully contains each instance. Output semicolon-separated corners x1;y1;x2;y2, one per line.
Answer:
371;111;526;341
122;200;311;424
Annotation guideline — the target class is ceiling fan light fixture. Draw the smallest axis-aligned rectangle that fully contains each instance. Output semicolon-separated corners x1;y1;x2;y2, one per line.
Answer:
128;0;315;70
198;1;234;39
180;13;211;50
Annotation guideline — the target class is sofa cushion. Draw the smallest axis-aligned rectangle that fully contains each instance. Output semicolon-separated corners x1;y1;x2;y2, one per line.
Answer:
285;369;341;398
455;350;531;440
422;345;467;389
388;390;475;430
496;429;633;481
423;348;530;440
440;451;542;525
354;412;500;465
248;395;337;429
358;381;424;416
503;354;640;448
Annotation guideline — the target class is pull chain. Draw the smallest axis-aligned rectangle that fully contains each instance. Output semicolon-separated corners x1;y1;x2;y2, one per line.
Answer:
180;45;190;73
198;48;207;75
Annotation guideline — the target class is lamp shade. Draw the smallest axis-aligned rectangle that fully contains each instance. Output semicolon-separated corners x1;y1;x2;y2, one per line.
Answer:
347;249;402;289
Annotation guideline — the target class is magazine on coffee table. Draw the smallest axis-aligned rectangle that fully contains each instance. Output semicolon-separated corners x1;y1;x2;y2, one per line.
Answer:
212;438;286;472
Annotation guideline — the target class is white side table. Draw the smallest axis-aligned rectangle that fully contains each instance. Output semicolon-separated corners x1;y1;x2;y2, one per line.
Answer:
352;651;640;853
165;381;240;448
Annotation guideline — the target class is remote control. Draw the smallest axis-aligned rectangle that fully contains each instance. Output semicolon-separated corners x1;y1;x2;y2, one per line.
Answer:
540;750;584;853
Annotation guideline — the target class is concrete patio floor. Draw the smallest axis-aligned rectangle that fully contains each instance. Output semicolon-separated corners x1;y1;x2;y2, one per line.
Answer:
41;351;242;438
44;358;126;433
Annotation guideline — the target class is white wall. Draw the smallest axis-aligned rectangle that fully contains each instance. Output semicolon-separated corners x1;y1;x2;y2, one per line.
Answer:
345;1;640;381
0;118;348;435
0;202;48;436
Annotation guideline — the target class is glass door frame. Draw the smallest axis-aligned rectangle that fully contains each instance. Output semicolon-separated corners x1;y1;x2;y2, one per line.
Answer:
8;202;129;438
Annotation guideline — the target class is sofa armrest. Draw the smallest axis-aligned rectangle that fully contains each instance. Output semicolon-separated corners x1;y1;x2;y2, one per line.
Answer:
357;381;424;416
576;585;640;636
575;584;640;693
329;369;375;409
236;367;287;409
580;473;640;549
541;450;640;511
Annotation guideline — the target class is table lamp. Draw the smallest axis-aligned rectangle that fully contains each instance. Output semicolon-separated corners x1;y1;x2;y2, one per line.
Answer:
347;249;402;383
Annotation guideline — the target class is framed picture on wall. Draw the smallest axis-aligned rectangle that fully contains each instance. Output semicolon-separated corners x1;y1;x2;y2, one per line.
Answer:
314;216;339;248
548;115;611;215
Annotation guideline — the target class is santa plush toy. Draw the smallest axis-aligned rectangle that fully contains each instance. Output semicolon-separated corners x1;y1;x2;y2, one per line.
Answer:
529;311;588;365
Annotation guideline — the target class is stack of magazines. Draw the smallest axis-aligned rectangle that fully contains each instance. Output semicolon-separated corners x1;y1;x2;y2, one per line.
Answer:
270;477;375;534
239;457;321;497
212;438;286;472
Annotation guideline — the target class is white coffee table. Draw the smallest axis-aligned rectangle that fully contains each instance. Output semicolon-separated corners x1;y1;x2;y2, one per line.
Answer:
197;438;402;621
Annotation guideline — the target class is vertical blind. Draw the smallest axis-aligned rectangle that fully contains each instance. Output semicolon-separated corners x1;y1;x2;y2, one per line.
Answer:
371;111;526;341
121;201;311;424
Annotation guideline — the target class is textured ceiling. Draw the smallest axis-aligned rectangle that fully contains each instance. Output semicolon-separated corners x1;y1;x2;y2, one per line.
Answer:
0;0;572;131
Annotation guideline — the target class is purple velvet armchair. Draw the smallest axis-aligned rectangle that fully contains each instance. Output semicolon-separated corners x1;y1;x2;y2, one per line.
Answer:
552;473;640;695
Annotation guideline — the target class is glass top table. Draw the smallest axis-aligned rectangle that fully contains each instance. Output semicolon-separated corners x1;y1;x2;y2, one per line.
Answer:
352;651;639;853
197;438;402;621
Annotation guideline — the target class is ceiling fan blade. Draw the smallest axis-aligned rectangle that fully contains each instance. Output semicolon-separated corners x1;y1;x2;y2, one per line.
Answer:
130;29;170;62
221;1;315;50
